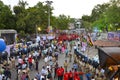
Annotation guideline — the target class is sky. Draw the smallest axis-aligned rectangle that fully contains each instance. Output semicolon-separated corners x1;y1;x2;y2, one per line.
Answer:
2;0;109;18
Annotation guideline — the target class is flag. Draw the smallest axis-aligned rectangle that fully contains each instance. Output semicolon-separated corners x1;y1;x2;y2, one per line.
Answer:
87;35;93;46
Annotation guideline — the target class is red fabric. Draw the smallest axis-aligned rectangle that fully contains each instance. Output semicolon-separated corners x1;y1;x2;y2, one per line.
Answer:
74;76;80;80
63;44;66;49
74;71;80;80
79;71;84;75
56;68;63;76
63;72;69;80
69;72;73;78
60;67;64;75
22;61;24;64
57;34;79;41
28;57;32;63
74;71;79;77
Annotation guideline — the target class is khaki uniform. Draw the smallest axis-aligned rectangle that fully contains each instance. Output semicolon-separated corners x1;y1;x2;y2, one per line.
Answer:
64;62;69;72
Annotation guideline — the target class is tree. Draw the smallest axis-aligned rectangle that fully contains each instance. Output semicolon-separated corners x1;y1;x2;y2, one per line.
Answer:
53;15;72;30
105;1;120;31
18;0;28;9
13;0;28;33
0;0;87;34
82;15;91;22
81;15;92;31
0;1;16;29
91;3;110;22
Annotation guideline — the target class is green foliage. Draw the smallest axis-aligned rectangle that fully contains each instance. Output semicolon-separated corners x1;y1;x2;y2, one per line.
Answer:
0;0;78;34
91;3;110;22
105;4;120;30
82;15;91;22
53;15;72;30
81;15;92;31
1;0;119;34
13;1;51;33
81;0;120;32
92;18;106;31
0;1;15;29
19;30;26;38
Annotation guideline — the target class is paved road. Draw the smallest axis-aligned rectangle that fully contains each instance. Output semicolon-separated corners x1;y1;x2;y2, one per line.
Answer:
11;53;75;80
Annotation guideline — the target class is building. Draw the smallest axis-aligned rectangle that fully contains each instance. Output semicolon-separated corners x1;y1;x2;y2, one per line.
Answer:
0;29;17;45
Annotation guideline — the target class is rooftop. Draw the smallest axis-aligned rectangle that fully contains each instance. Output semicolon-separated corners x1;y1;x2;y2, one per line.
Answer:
93;40;120;47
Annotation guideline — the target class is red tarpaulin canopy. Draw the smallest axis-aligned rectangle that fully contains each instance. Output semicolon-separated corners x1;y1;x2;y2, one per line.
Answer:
57;34;79;41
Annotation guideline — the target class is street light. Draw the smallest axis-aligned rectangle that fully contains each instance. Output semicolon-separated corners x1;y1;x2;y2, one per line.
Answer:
45;0;53;30
36;25;41;36
38;27;41;31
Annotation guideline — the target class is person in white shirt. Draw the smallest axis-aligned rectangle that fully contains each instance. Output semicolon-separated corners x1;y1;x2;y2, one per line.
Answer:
73;45;77;50
46;64;51;71
44;57;48;65
36;36;41;43
41;66;47;79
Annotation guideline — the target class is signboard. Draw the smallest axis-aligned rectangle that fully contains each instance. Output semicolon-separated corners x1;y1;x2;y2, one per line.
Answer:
114;33;119;41
108;32;120;41
108;32;114;40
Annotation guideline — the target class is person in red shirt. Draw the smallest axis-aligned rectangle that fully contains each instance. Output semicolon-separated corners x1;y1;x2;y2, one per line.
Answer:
56;67;63;80
68;70;73;80
28;56;33;70
74;75;80;80
60;66;64;79
73;69;79;77
73;69;80;80
63;71;69;80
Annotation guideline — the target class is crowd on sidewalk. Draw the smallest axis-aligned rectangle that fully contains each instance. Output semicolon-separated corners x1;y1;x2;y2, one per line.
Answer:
0;33;107;80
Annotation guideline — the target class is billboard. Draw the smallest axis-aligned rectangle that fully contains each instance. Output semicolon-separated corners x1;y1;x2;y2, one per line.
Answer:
108;32;120;41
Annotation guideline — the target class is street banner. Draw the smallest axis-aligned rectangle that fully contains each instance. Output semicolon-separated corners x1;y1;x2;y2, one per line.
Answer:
47;35;55;40
42;35;47;40
108;32;114;40
108;32;120;41
114;33;119;41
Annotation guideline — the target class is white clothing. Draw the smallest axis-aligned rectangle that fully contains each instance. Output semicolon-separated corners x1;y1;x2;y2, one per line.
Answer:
18;58;23;64
36;36;40;43
47;65;51;70
41;69;47;75
44;57;48;62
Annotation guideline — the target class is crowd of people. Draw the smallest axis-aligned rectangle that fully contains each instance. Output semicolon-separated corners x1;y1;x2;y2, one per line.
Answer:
0;33;107;80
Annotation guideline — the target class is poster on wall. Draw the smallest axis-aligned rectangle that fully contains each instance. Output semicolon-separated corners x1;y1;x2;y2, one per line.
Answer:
114;33;119;41
108;32;120;41
108;32;114;40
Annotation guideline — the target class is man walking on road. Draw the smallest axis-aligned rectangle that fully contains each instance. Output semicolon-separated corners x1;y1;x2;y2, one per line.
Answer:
64;60;69;72
69;51;72;62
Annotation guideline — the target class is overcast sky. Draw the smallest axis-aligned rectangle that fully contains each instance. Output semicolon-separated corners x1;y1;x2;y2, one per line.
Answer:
2;0;109;18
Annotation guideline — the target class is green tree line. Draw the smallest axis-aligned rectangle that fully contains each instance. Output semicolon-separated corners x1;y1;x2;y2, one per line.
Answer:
0;0;120;34
81;0;120;32
0;0;74;35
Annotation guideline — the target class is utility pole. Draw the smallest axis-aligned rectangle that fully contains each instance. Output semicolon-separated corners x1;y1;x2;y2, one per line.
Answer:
45;0;53;29
36;25;38;36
